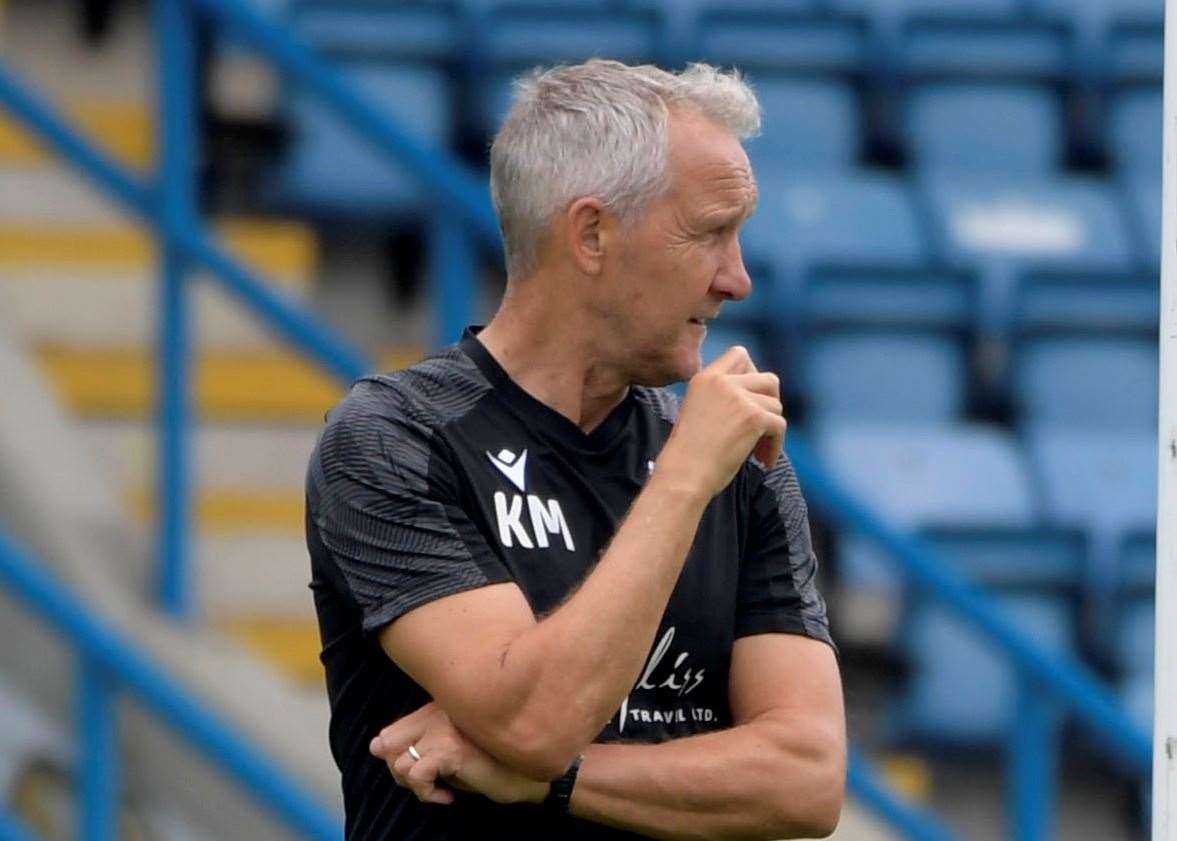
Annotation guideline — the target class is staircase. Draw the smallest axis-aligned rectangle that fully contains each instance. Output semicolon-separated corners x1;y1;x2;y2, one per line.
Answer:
0;0;425;694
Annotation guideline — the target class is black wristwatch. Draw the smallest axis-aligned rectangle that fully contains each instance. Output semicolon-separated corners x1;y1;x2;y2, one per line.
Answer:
542;754;584;814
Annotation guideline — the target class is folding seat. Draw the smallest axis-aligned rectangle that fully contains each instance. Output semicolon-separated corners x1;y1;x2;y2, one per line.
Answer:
906;83;1064;174
920;176;1139;335
1109;87;1161;176
829;0;1066;79
476;4;661;133
814;423;1038;644
743;77;860;172
285;0;465;62
1113;531;1155;731
1012;333;1157;432
1028;0;1163;85
1024;428;1155;646
1123;175;1161;272
693;2;867;76
801;328;967;425
273;63;453;217
741;170;943;326
889;527;1083;745
1110;88;1161;271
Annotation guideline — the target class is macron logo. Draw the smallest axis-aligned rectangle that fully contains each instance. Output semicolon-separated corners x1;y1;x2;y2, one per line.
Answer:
487;448;528;492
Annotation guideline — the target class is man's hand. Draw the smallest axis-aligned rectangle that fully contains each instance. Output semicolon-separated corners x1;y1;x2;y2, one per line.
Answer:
659;345;786;497
370;703;550;806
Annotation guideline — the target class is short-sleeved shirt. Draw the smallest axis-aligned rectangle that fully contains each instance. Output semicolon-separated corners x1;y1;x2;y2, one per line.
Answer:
306;330;832;841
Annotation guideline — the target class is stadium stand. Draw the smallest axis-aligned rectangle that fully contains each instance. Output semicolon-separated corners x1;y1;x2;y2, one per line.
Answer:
0;0;1162;834
889;527;1083;745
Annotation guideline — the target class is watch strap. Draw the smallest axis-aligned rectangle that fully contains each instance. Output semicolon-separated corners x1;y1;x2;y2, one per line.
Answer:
542;754;584;814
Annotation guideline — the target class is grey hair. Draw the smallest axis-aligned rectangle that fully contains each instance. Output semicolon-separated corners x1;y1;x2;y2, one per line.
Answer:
489;59;761;279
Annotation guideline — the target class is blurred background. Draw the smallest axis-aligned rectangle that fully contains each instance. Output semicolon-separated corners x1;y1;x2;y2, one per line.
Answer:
0;0;1163;838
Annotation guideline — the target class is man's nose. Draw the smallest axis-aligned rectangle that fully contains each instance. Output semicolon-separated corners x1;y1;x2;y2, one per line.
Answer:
712;236;753;301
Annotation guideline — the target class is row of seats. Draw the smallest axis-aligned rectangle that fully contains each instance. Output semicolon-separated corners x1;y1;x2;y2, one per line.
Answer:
698;323;1156;746
273;0;1163;84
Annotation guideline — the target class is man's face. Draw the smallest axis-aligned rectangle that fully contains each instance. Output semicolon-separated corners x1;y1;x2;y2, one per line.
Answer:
603;108;757;386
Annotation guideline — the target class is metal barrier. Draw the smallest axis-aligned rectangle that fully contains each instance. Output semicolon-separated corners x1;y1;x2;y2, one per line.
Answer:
0;0;1151;838
0;529;341;841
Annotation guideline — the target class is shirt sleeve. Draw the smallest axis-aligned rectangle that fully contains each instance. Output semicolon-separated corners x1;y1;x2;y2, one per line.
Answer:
307;382;512;635
736;454;835;649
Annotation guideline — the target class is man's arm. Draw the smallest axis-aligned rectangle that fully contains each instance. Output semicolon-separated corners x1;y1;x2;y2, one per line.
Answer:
568;633;845;840
373;633;845;840
380;347;785;779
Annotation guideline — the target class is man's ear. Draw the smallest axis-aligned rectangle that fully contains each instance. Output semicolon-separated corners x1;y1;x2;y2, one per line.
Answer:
565;197;606;276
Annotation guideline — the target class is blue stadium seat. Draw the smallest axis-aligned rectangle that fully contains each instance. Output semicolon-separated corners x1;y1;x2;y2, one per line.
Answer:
1025;428;1155;641
1013;333;1158;431
920;175;1138;333
802;329;967;424
741;170;931;321
1124;176;1161;271
1027;430;1156;538
743;77;860;171
1109;87;1161;176
1029;0;1163;84
829;0;1066;78
815;424;1038;596
273;63;452;217
285;0;463;61
890;528;1083;745
476;5;661;132
907;83;1064;173
1114;531;1154;732
693;5;868;75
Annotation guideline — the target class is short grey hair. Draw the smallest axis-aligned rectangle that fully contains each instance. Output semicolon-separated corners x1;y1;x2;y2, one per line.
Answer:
489;59;761;279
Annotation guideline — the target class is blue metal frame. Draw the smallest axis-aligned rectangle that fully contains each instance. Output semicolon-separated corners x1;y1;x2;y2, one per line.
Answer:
0;530;341;841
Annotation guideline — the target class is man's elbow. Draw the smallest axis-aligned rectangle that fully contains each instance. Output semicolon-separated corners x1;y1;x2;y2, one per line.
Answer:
478;714;584;782
769;737;846;838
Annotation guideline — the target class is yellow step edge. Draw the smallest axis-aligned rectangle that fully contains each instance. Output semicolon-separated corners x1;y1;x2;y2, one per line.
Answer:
219;618;324;686
0;100;153;168
129;489;305;533
37;345;424;422
878;754;933;803
0;218;318;282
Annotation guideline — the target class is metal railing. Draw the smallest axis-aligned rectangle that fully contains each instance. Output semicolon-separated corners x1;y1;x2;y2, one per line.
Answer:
0;0;1151;839
0;529;341;841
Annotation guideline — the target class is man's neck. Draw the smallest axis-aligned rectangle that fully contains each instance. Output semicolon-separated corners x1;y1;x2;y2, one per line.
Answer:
476;285;629;434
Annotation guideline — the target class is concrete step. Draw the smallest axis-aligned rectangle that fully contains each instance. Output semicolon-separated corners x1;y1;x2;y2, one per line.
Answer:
0;168;138;222
131;489;304;534
75;422;321;489
35;346;421;422
0;219;319;346
195;532;314;617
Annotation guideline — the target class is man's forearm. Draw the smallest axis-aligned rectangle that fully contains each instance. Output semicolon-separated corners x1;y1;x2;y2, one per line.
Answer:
568;718;844;841
486;472;709;767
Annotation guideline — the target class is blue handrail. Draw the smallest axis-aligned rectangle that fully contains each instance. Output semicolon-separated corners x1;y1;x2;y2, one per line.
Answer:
0;529;341;840
788;438;1152;773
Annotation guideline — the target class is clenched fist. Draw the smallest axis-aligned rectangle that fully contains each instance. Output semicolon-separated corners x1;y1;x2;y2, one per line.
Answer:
656;345;785;499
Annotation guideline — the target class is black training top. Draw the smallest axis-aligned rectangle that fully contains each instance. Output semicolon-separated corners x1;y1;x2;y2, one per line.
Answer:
305;330;832;841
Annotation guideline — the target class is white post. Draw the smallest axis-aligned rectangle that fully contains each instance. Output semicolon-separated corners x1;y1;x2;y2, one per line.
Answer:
1156;0;1177;837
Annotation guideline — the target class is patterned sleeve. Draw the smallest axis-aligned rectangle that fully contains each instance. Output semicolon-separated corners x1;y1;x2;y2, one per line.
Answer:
736;454;835;649
307;382;511;634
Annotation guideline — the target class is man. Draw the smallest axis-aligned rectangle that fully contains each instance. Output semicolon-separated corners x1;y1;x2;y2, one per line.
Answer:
306;59;845;840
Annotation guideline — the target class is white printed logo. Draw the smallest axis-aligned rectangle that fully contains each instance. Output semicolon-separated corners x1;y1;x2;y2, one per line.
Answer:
488;447;575;552
618;626;709;733
487;448;528;492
